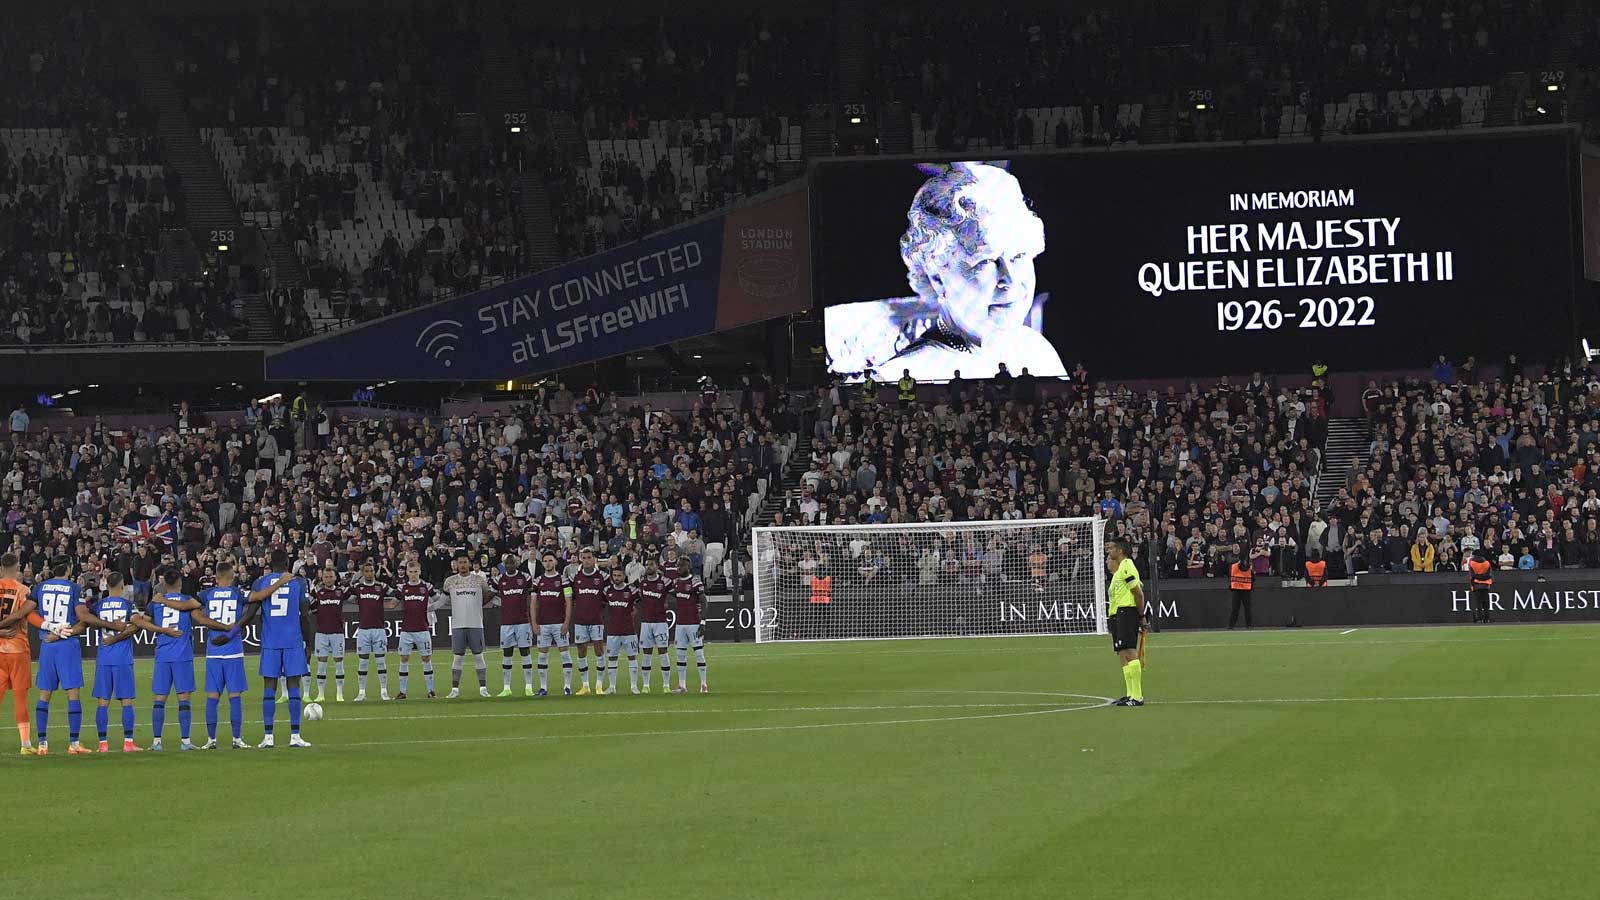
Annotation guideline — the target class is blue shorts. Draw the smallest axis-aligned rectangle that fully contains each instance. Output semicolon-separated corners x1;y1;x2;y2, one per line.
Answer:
92;663;136;701
260;645;310;679
37;641;85;692
153;659;197;696
206;657;248;694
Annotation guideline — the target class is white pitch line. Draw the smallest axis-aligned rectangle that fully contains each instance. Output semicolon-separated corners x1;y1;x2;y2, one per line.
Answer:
323;701;1060;724
1339;629;1358;635
334;697;1114;748
1159;691;1600;706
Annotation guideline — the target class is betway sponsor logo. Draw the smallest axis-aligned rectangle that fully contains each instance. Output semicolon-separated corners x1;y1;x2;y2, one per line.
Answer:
1450;588;1600;615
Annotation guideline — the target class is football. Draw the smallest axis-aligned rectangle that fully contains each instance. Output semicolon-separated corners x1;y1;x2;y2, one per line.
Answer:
303;702;324;722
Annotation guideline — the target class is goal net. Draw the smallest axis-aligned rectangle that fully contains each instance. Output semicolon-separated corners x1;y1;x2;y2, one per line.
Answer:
751;517;1106;643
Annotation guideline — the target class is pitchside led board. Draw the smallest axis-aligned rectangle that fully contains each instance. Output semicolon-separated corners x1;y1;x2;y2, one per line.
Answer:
265;185;811;381
812;132;1579;380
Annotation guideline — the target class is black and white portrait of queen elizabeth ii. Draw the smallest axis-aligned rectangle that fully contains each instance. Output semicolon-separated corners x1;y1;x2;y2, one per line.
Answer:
825;161;1066;381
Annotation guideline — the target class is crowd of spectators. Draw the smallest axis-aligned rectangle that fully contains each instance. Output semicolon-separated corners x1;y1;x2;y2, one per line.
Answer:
0;382;801;599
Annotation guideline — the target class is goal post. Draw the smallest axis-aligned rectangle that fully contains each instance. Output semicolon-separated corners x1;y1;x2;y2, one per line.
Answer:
751;517;1106;643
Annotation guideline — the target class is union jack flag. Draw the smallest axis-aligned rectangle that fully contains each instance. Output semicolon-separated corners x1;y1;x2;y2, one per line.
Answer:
116;515;176;545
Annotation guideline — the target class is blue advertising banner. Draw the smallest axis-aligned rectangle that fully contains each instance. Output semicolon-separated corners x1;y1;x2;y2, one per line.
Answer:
265;187;811;381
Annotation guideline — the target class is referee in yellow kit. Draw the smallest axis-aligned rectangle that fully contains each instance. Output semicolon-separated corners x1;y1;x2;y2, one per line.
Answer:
1105;541;1146;707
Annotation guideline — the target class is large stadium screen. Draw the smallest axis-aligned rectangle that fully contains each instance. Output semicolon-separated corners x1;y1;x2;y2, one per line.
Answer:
812;132;1577;380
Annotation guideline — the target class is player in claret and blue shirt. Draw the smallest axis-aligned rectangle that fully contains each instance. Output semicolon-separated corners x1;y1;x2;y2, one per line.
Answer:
31;561;94;756
145;568;237;751
227;551;307;748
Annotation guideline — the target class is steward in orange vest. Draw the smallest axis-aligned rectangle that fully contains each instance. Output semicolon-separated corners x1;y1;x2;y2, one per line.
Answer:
1467;551;1493;623
1228;552;1254;630
1304;557;1327;587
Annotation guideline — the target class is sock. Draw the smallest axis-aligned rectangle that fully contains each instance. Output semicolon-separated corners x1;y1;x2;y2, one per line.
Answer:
67;700;81;743
695;647;707;685
502;654;514;689
178;701;192;741
317;660;328;694
375;659;386;692
263;691;276;735
475;662;487;688
560;650;572;689
538;652;549;689
358;659;368;693
17;721;30;746
288;686;302;734
424;666;434;693
662;653;673;687
629;657;639;690
152;700;166;739
451;660;463;689
121;705;135;741
336;661;346;694
229;696;243;739
579;656;590;687
642;656;652;684
399;662;409;693
206;698;219;741
607;655;619;691
96;705;108;742
1123;659;1144;702
522;651;534;687
35;701;48;743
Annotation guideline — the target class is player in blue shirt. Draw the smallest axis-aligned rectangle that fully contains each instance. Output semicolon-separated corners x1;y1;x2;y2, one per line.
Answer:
145;568;236;751
31;562;90;755
89;572;173;752
226;551;307;748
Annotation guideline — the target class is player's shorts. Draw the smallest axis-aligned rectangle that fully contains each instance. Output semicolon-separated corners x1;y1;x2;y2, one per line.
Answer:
674;623;704;649
639;621;670;649
536;623;570;649
451;627;485;655
260;645;310;679
205;657;248;694
605;633;640;657
500;623;533;649
573;623;605;644
0;652;32;695
91;662;134;700
314;632;346;658
1110;607;1141;653
153;659;197;695
399;631;433;655
355;627;388;655
37;640;85;692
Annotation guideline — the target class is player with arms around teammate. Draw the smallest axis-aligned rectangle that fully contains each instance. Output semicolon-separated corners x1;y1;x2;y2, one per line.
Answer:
396;559;446;699
30;561;97;755
228;551;308;747
635;556;674;693
146;568;237;750
197;560;262;749
531;552;574;696
442;552;497;698
491;551;536;697
603;563;641;694
671;558;710;694
88;572;169;752
349;560;397;701
569;547;609;695
310;566;350;703
1105;541;1147;707
0;554;52;753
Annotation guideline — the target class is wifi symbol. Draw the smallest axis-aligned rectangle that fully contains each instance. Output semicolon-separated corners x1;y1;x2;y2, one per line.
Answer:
415;319;465;368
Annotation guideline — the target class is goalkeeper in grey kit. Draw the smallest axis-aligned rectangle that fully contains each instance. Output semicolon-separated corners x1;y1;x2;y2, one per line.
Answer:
442;552;498;698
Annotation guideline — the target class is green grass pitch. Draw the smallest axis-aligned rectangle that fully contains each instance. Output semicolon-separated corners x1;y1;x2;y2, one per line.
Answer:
7;625;1596;899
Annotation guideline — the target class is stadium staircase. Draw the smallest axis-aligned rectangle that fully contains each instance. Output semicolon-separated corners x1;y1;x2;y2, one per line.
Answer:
1548;7;1594;67
264;230;306;292
1313;418;1372;508
756;432;815;527
879;102;912;155
478;0;560;270
1485;73;1522;127
834;0;871;100
123;12;279;341
1140;95;1174;143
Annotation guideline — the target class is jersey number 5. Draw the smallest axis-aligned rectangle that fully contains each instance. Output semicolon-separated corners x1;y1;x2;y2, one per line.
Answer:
269;589;291;618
